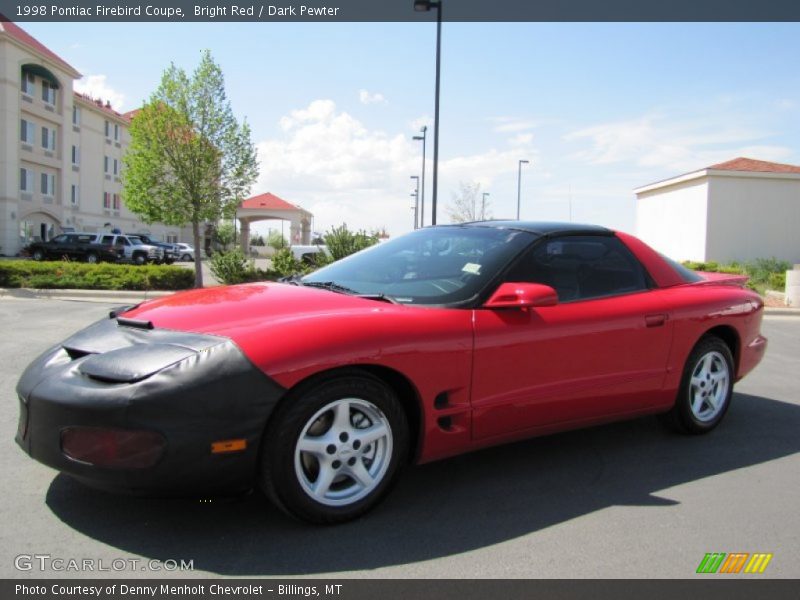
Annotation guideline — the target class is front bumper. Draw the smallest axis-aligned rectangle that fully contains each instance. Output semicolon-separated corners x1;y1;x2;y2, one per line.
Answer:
16;316;285;494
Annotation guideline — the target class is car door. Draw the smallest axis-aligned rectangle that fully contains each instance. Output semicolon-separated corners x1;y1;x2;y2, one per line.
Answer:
471;233;675;441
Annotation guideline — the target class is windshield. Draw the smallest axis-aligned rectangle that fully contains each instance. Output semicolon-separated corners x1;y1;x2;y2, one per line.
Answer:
301;226;536;306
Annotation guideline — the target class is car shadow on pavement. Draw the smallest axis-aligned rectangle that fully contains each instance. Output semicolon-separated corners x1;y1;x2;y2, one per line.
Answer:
46;392;800;575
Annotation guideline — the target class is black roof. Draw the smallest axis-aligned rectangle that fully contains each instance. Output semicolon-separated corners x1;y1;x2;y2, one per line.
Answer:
459;220;612;236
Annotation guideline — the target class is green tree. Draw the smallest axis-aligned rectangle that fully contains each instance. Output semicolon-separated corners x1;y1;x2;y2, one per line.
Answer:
266;230;287;250
122;50;258;287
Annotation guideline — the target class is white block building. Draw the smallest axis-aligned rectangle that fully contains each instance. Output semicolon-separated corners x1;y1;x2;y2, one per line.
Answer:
635;157;800;263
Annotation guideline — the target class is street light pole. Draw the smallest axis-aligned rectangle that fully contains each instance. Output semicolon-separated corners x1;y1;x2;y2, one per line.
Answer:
412;126;427;228
414;0;442;225
481;192;490;221
410;175;420;229
516;159;530;220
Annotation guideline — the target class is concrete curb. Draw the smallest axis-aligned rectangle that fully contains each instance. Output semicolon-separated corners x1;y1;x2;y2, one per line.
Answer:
0;287;176;304
764;307;800;317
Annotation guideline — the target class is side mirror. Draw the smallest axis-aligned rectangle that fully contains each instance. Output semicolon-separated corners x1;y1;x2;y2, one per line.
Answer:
483;282;559;309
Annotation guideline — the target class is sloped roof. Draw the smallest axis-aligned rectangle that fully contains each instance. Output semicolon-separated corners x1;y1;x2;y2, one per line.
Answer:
707;157;800;174
240;192;304;212
0;17;79;76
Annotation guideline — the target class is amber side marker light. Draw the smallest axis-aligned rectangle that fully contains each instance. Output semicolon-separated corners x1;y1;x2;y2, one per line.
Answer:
61;427;166;469
211;439;247;454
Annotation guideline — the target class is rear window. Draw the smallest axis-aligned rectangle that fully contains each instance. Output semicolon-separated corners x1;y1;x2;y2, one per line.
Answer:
660;254;704;283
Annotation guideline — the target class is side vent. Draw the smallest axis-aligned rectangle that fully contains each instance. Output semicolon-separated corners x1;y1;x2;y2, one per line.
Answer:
437;416;453;431
434;392;449;409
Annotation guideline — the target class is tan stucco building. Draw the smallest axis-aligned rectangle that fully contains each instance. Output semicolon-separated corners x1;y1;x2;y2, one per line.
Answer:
635;157;800;264
0;19;191;256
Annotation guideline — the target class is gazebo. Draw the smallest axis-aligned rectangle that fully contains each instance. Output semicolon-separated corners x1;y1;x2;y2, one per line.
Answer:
237;192;313;251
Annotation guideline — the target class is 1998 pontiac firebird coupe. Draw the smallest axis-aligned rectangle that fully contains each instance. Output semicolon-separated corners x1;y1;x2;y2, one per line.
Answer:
16;222;767;523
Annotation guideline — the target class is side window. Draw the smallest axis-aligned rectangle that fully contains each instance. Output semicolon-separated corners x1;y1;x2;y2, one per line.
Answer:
100;235;114;245
506;235;649;302
51;235;68;244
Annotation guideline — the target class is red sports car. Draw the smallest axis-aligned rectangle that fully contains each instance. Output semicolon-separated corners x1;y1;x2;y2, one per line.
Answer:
16;222;767;524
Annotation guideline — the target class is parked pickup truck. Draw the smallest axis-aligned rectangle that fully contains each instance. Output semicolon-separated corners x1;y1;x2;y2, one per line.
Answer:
290;244;328;264
23;233;119;263
126;233;177;264
91;233;164;265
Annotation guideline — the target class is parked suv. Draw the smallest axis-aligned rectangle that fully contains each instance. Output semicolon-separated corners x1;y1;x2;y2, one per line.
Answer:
92;233;164;265
23;233;119;263
125;233;177;264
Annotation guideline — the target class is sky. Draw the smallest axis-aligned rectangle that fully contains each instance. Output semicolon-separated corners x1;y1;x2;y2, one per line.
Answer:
19;21;800;238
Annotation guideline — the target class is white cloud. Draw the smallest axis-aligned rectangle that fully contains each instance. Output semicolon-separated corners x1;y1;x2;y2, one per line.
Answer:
358;89;386;105
564;112;793;173
73;74;125;110
489;117;545;133
256;100;420;235
253;100;545;235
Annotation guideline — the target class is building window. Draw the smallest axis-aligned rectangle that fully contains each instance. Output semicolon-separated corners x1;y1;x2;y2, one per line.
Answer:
41;80;56;105
72;105;80;125
104;156;110;173
41;126;56;151
71;185;80;205
104;120;110;138
20;119;35;143
21;71;35;95
71;145;80;165
114;123;120;141
166;234;178;244
113;159;119;175
103;192;111;209
20;168;34;191
41;173;55;196
112;193;121;210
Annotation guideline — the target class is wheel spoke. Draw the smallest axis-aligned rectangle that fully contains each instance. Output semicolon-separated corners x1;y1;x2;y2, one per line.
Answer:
297;435;331;457
312;462;337;499
691;375;705;390
346;459;375;489
691;393;705;415
356;423;389;447
331;400;351;431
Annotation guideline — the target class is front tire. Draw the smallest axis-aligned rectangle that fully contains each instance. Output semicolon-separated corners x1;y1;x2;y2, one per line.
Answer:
85;253;99;264
260;373;408;524
133;254;147;266
32;249;44;261
664;335;734;434
181;254;192;262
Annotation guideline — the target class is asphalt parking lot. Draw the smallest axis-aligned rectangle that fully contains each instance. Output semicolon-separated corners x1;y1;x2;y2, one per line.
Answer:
1;297;798;579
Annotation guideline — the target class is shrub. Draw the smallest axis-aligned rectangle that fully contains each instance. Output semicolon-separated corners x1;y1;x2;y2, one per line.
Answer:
208;248;258;285
682;257;790;294
323;223;378;261
270;247;303;278
0;260;194;290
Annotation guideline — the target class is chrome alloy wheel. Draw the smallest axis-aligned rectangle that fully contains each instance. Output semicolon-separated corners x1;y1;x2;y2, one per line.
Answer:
294;398;393;507
689;350;731;422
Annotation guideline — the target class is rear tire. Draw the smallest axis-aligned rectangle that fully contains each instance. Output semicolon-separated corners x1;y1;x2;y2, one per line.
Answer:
260;372;408;524
662;335;734;434
181;254;192;262
86;253;99;264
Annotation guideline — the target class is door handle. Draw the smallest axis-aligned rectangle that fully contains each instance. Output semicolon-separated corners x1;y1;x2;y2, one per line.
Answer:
645;313;668;328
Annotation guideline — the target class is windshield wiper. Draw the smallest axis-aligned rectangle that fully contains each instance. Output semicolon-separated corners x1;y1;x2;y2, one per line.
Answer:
302;281;398;304
301;281;360;295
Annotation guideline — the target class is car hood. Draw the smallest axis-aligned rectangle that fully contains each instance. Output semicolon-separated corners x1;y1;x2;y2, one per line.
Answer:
122;282;405;337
